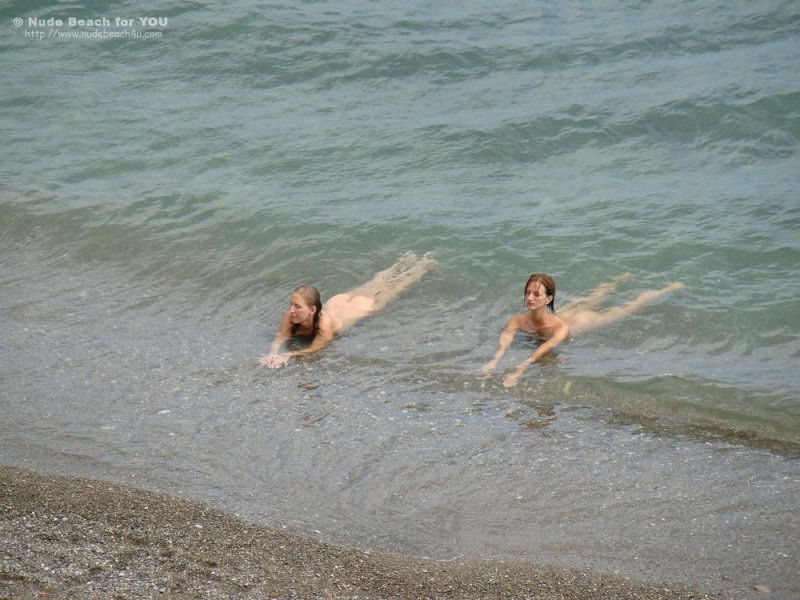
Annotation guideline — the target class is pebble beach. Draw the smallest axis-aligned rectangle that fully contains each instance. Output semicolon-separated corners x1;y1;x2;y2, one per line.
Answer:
1;465;730;600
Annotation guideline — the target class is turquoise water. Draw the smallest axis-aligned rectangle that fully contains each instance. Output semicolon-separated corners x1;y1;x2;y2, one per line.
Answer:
2;1;799;597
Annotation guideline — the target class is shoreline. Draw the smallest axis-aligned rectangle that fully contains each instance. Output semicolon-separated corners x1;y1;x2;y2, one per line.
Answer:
1;465;726;599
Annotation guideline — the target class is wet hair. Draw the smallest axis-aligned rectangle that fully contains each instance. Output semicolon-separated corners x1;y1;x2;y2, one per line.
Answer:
524;273;557;313
290;285;322;337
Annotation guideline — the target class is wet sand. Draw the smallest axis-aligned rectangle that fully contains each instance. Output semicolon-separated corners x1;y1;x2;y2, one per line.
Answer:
1;465;726;599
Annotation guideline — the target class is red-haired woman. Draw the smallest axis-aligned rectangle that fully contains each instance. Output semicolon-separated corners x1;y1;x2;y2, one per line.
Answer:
481;273;685;387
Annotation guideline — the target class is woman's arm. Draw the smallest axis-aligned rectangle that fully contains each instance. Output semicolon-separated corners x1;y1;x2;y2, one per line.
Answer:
258;312;293;367
260;313;336;368
502;322;569;388
480;316;520;374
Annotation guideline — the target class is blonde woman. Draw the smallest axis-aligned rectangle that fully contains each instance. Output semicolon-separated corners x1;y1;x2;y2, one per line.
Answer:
260;252;436;368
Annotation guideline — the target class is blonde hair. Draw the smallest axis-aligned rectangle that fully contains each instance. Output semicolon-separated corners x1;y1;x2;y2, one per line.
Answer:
291;285;322;336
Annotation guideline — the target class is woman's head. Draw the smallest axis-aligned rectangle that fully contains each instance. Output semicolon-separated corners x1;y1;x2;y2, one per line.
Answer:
524;273;556;313
290;285;322;334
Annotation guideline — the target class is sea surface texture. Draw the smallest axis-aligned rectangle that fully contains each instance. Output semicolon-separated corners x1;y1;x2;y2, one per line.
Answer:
2;1;798;597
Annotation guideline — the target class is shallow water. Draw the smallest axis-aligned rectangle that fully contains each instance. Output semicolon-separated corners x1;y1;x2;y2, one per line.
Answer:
2;1;799;597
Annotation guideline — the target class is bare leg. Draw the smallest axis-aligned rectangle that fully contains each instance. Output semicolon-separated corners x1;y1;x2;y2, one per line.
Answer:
366;252;438;312
561;272;632;315
369;251;420;284
565;282;686;334
344;252;419;298
325;253;437;329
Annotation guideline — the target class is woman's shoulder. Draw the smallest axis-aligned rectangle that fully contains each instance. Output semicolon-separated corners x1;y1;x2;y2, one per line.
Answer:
505;313;529;329
318;310;342;336
551;313;570;338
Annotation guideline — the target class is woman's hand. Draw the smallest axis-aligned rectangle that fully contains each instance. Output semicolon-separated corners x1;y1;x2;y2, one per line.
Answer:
502;371;521;388
478;359;497;378
259;353;291;368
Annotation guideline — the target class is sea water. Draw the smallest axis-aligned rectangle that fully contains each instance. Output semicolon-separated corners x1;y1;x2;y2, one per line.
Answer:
1;1;798;597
